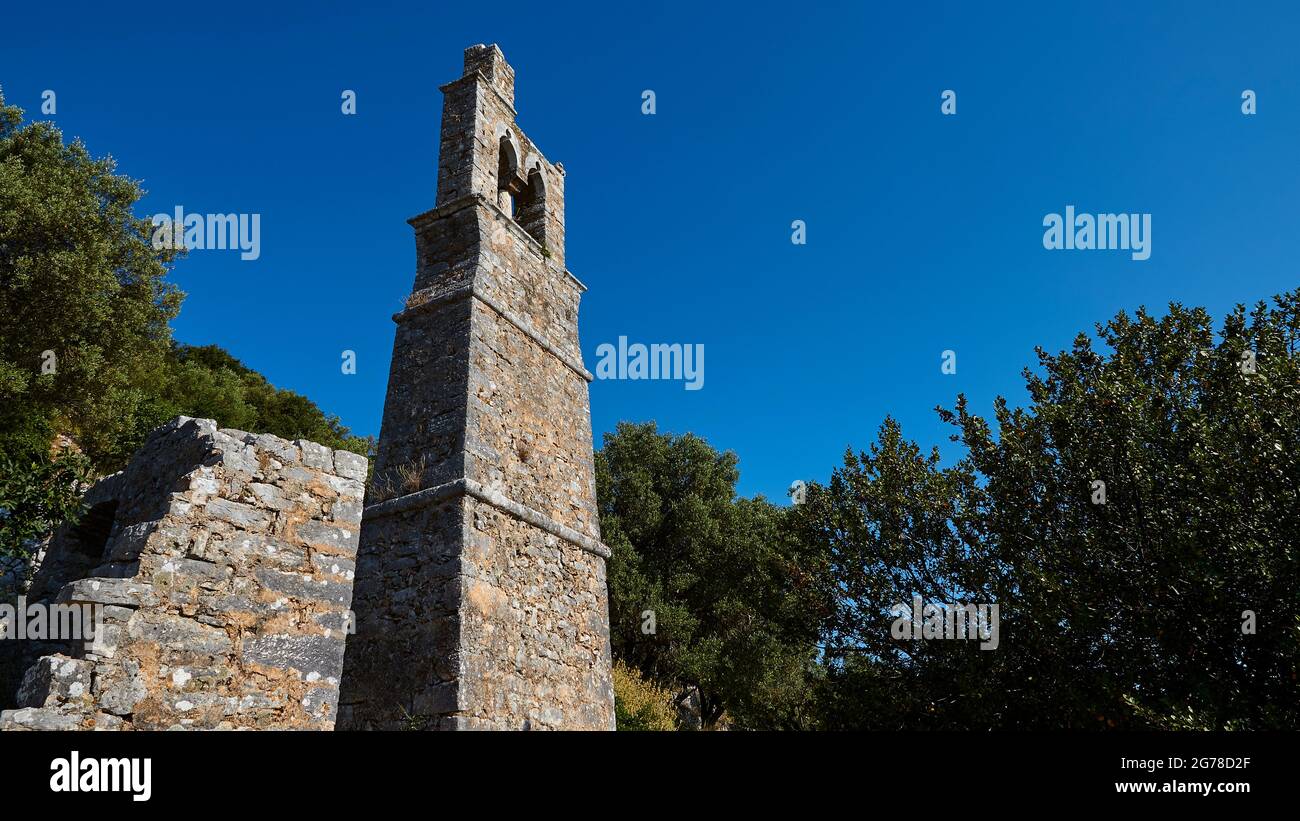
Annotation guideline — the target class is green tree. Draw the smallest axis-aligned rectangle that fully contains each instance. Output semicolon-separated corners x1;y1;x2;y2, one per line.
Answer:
157;345;369;457
0;89;182;468
946;293;1300;729
596;421;820;729
792;291;1300;729
789;418;1000;729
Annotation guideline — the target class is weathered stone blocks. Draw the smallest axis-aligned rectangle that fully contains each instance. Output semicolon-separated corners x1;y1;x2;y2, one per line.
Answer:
0;416;366;731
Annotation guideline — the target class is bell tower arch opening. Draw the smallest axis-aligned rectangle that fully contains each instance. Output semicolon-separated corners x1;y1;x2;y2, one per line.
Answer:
497;134;520;216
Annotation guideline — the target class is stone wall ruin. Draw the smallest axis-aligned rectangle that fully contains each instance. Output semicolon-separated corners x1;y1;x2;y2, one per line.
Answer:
0;417;366;730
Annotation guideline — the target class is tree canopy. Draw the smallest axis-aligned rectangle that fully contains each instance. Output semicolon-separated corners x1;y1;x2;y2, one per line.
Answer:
596;421;822;729
792;293;1300;729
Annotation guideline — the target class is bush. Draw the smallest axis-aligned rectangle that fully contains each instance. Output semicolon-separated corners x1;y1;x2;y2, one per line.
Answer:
613;660;678;731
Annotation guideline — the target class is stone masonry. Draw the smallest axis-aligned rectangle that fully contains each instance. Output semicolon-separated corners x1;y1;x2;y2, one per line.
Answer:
337;44;616;730
0;416;366;730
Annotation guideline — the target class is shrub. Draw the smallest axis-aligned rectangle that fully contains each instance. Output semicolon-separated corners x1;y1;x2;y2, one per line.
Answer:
613;660;678;731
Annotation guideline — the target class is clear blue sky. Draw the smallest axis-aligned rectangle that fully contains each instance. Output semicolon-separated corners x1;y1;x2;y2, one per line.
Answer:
5;1;1298;500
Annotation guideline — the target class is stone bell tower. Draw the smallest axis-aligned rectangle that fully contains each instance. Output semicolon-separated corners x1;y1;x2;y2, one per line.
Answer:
338;44;615;730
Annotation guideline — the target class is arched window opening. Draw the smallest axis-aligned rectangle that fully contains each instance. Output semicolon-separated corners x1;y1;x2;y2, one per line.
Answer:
518;168;547;246
497;136;521;217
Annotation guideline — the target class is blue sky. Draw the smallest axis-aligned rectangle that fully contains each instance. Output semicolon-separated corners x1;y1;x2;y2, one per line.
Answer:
5;1;1299;500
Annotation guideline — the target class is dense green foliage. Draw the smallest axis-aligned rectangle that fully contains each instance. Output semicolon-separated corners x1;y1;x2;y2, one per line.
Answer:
0;92;367;558
921;294;1299;730
0;448;92;554
150;344;370;459
0;90;181;469
596;421;822;729
602;292;1300;730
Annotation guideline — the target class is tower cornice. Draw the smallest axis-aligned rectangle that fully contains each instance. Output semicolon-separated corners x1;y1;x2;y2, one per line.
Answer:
407;193;586;292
